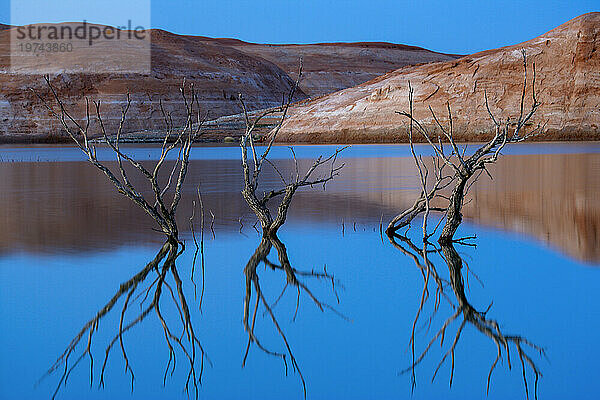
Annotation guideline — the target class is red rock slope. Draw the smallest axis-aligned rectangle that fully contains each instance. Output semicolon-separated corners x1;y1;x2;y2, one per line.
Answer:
277;13;600;143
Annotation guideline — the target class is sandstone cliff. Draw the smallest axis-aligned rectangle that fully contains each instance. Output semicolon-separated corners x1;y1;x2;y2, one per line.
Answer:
0;26;305;141
277;13;600;142
0;24;456;142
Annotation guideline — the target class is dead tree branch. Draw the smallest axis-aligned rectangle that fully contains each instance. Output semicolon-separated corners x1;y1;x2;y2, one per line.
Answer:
33;76;206;241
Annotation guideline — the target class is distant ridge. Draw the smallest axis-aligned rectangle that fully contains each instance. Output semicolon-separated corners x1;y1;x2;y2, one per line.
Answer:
148;28;459;97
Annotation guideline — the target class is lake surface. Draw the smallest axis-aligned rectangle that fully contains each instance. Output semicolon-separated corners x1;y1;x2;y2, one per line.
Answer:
0;143;599;399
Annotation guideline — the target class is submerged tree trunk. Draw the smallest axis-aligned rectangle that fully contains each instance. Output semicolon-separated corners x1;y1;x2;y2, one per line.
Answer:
439;177;467;244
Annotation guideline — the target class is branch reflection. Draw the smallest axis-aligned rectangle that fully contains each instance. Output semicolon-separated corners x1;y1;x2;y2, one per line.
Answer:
43;240;208;400
389;230;546;399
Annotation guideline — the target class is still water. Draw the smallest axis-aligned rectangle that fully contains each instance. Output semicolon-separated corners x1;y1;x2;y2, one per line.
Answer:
0;143;599;399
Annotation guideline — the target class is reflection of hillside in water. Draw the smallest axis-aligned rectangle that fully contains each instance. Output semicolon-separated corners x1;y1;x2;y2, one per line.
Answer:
0;153;598;262
466;153;600;263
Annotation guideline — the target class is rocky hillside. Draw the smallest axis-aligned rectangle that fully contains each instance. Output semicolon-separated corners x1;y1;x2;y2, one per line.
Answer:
277;13;600;142
0;24;456;142
203;38;459;97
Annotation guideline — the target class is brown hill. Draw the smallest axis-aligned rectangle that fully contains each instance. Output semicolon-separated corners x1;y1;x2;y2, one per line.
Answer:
0;25;306;141
276;13;600;143
202;38;459;97
0;23;456;142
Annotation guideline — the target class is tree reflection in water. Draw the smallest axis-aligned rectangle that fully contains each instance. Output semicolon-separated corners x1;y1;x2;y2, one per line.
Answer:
42;240;208;399
242;233;345;396
389;231;546;399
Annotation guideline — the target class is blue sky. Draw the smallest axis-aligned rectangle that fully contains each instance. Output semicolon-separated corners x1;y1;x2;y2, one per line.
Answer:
1;0;598;54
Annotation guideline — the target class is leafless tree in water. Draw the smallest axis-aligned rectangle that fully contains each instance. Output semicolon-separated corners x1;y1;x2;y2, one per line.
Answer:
33;77;209;399
238;61;347;397
386;51;546;399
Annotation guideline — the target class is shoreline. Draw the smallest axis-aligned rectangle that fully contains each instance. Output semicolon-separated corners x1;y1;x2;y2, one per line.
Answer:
1;132;598;145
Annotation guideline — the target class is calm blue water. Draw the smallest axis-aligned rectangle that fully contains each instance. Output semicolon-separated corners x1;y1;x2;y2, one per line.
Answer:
1;142;599;162
0;143;599;399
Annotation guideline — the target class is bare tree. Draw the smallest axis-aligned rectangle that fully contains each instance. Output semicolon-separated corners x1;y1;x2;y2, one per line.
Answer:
386;50;545;242
238;62;347;397
33;77;208;399
386;51;545;398
386;51;546;399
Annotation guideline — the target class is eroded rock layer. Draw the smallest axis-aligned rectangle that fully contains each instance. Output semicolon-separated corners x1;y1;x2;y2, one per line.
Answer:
277;13;600;143
0;24;456;142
